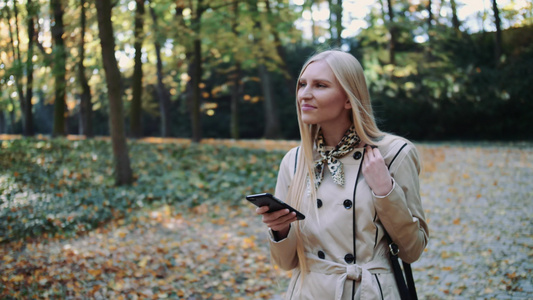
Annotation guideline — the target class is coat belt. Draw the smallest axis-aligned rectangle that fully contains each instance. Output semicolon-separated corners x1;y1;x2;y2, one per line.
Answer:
306;254;391;300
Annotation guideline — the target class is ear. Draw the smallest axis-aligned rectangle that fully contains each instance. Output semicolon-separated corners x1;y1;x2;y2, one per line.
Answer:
344;98;352;110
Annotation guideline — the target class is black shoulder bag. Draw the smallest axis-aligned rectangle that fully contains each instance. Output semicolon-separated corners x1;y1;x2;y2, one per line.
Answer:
384;143;418;300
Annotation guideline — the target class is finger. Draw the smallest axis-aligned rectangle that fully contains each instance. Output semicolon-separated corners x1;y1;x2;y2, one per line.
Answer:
267;212;297;229
270;218;297;231
372;147;383;161
256;206;270;215
261;208;290;222
262;209;292;223
364;146;374;163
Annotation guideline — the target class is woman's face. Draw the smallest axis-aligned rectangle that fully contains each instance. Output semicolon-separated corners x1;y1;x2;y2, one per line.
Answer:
297;60;352;129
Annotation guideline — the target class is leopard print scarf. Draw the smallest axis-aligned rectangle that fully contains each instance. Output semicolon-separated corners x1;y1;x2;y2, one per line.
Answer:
314;125;360;188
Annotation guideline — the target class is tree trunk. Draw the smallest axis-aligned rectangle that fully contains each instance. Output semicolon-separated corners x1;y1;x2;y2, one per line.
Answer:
334;0;343;47
491;0;502;65
78;0;93;137
51;0;67;137
250;0;281;139
327;0;334;43
258;64;281;139
387;0;396;65
95;0;133;186
130;0;145;138
308;0;317;43
450;0;460;32
230;62;242;139
0;111;5;134
189;1;204;143
230;1;241;139
427;0;433;28
149;5;172;137
24;0;35;136
191;38;202;143
8;97;17;133
265;0;295;96
7;3;26;135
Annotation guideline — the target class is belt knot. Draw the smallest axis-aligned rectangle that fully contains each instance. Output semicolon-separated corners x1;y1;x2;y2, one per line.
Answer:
346;264;362;281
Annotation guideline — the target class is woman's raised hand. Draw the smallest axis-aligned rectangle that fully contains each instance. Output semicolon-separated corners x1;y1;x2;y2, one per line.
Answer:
362;145;394;196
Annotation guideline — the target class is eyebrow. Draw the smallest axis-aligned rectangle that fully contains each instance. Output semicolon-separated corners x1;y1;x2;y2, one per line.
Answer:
299;78;333;84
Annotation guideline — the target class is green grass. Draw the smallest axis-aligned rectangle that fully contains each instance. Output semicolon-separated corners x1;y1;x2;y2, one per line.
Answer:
0;138;284;243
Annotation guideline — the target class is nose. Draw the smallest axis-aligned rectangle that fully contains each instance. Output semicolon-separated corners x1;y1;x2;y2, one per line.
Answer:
298;85;312;100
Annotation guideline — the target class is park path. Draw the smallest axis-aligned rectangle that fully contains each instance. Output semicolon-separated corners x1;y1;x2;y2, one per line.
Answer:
1;141;532;299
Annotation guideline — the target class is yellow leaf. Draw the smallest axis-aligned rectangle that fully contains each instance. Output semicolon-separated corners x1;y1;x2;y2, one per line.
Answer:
462;173;470;179
11;275;24;282
453;288;464;295
453;218;460;225
88;269;102;277
138;256;151;268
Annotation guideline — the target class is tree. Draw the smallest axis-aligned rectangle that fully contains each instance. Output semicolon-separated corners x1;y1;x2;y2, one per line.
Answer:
51;0;67;137
386;0;397;65
450;0;461;33
130;0;145;138
265;0;296;96
250;0;281;139
78;0;93;137
24;0;35;136
227;1;242;139
95;0;133;186
149;3;172;137
328;0;343;47
492;0;502;64
5;2;28;135
189;0;205;143
426;0;433;28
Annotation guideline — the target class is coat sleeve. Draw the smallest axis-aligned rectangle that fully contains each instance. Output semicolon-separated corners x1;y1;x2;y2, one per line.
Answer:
373;142;429;263
268;147;299;270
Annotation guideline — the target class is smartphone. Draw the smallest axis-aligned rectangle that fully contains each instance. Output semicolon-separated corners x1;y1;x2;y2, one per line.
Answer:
246;193;305;220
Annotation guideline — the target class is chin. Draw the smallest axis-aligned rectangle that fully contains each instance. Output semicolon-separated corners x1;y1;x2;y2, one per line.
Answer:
301;118;319;125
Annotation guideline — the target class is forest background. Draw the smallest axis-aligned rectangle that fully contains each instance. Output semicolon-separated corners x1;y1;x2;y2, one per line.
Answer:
1;0;532;144
1;0;533;298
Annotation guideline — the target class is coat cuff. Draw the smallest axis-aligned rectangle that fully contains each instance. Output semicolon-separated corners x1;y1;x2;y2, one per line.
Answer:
269;225;299;270
372;178;396;198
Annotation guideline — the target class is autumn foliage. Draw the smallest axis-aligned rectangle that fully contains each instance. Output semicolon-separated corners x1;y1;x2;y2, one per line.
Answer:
1;138;532;298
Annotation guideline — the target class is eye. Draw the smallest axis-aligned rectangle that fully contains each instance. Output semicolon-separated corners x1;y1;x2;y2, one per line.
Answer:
298;81;306;88
316;83;327;88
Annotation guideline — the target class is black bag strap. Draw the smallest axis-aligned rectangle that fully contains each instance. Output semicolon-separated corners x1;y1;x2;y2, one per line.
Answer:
294;146;300;175
384;142;418;300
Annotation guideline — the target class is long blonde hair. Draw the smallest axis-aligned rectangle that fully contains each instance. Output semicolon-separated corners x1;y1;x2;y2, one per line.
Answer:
287;50;385;273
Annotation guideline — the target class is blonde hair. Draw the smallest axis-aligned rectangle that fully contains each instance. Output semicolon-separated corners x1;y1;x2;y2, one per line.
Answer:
287;50;385;273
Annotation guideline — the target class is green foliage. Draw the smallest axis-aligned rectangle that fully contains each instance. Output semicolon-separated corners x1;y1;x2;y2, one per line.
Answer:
0;138;285;242
360;24;533;140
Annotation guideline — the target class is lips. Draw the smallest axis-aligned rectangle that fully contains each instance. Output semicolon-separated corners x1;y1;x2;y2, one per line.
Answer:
301;104;316;111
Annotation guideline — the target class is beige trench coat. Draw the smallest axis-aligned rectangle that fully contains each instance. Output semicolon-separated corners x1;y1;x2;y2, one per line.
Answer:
269;135;429;300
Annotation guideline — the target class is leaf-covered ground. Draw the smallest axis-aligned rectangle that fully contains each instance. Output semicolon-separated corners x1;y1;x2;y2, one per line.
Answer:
1;136;532;299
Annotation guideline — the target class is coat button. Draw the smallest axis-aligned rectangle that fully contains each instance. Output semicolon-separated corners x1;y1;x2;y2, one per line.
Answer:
353;151;362;160
343;199;353;209
317;199;323;208
344;253;355;263
318;251;325;259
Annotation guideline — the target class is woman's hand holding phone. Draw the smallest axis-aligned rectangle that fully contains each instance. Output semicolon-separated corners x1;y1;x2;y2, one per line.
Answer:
256;206;296;240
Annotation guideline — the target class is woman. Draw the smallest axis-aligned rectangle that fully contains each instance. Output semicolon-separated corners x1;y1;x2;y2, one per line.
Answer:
256;50;429;299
